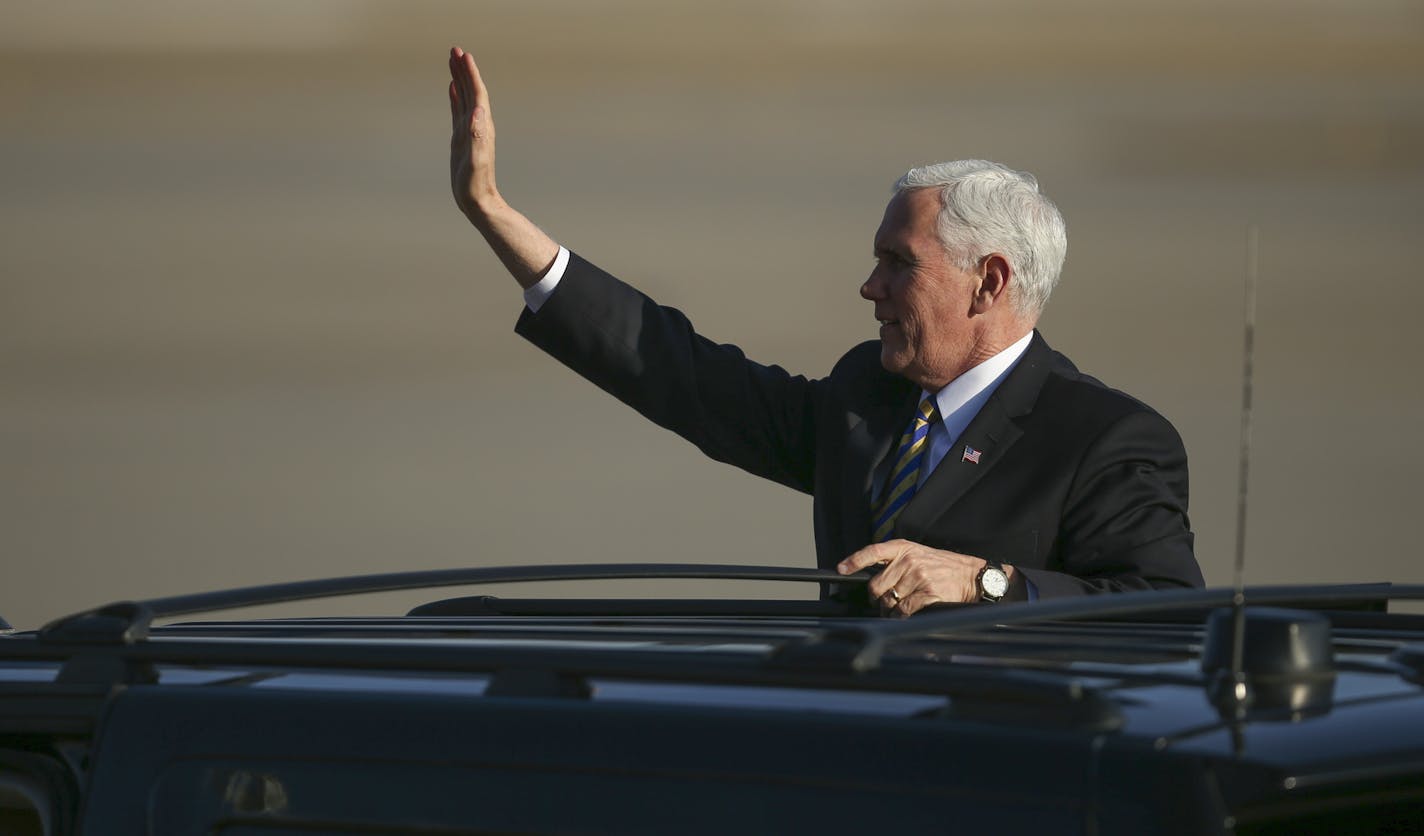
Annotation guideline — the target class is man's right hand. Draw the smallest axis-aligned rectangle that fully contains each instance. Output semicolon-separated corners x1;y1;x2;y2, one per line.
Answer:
449;46;500;221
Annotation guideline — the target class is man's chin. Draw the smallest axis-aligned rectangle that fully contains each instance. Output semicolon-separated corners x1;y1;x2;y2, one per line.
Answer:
879;347;910;377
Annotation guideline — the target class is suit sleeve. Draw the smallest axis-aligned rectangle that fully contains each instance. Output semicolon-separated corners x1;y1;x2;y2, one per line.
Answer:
1018;409;1203;596
514;251;822;494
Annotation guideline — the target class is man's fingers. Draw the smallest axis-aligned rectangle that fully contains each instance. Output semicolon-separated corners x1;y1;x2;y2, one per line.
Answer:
460;53;482;111
837;541;895;574
449;73;468;150
466;52;491;112
881;594;907;618
447;49;494;142
448;49;464;108
450;47;474;113
867;556;910;602
838;539;917;573
842;540;988;613
895;590;941;618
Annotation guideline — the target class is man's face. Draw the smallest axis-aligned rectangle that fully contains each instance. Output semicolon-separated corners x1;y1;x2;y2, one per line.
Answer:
860;188;981;391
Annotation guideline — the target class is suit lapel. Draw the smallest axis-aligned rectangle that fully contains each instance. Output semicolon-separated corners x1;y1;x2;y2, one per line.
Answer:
894;332;1054;539
895;397;1022;537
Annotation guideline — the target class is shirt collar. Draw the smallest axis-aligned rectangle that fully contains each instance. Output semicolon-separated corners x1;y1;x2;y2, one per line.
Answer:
926;331;1034;441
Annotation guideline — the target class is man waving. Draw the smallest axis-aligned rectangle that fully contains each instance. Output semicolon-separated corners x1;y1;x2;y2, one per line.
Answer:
447;47;1204;614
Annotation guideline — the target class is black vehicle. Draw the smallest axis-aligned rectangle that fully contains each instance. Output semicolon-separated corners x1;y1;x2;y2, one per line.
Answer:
1;565;1422;835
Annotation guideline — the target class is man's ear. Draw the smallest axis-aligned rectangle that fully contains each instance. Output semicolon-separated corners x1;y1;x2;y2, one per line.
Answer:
971;254;1012;314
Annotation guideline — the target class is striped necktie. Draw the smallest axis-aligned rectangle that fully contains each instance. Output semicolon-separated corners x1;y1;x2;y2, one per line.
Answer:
872;397;940;542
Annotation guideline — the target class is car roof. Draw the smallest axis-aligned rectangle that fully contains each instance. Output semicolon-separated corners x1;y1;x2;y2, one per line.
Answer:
4;565;1424;833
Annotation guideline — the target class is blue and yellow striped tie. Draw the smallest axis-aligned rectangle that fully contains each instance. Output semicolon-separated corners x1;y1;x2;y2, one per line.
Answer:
872;397;939;542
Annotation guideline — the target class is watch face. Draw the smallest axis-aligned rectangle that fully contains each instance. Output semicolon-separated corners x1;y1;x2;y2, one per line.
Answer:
982;567;1009;598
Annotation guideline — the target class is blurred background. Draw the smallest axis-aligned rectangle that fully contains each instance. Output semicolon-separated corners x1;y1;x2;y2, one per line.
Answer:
3;0;1422;627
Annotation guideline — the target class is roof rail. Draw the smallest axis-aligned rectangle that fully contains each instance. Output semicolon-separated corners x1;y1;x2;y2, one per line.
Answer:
865;583;1422;646
769;583;1424;674
39;564;863;642
37;571;1424;676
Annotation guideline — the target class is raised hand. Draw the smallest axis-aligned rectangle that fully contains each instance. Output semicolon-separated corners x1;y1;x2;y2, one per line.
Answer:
449;46;500;220
445;47;558;289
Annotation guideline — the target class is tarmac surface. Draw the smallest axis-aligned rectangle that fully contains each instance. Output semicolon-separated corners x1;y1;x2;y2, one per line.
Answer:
3;2;1423;626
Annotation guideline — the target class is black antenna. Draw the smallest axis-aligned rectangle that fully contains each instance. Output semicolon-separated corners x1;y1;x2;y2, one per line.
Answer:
1219;225;1259;743
1234;225;1258;599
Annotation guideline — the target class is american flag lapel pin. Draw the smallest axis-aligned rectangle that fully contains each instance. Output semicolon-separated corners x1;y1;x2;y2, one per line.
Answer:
962;445;982;464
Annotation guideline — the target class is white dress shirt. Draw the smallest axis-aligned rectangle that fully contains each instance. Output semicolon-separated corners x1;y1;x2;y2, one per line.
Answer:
523;246;570;313
910;330;1033;492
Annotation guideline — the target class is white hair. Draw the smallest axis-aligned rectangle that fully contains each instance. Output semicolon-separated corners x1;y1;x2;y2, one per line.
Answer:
894;160;1067;318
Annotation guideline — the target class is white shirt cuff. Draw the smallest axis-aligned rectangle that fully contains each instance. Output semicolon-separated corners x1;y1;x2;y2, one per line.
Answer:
523;246;570;313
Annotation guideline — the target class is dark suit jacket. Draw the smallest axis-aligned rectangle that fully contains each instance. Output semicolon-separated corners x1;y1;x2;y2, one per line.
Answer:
516;252;1204;598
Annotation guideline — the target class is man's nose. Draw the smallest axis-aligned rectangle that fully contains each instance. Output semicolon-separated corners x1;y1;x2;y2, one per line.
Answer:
860;272;882;301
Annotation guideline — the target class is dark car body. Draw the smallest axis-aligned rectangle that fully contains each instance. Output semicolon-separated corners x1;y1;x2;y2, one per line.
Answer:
1;565;1422;834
